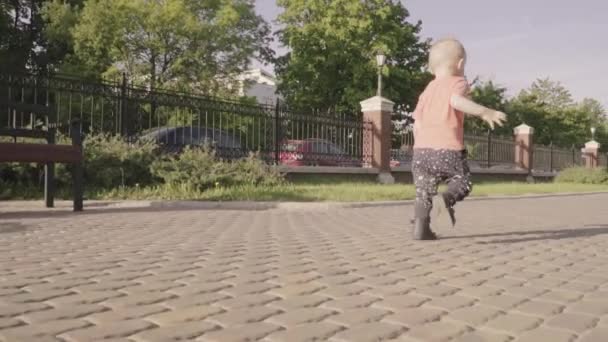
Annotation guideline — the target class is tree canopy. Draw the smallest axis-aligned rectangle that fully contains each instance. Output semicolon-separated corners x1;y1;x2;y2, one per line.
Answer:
274;0;431;113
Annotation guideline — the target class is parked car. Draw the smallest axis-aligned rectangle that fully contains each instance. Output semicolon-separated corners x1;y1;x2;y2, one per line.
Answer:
279;138;363;167
140;126;243;157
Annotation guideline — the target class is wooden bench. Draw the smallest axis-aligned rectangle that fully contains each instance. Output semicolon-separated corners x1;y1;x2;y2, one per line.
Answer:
0;101;84;211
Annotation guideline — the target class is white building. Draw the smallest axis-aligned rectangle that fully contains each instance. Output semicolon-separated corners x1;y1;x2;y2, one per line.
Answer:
235;69;281;105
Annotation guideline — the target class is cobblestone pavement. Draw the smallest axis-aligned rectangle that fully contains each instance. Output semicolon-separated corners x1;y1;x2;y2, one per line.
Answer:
1;194;608;342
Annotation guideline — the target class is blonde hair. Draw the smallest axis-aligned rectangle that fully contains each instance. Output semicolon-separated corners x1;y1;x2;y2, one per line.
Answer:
428;37;466;74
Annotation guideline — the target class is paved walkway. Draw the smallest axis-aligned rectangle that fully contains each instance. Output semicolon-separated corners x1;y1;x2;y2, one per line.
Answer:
1;194;608;342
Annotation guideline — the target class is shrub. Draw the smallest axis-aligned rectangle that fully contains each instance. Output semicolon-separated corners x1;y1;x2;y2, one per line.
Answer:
57;133;159;189
555;166;608;184
151;147;283;191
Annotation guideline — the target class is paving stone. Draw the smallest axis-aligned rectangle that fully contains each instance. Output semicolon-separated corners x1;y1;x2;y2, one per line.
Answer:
414;284;460;297
425;295;477;311
146;305;225;325
9;290;76;303
515;327;576;342
578;327;608;342
102;292;176;308
458;286;503;299
318;284;370;298
269;307;336;326
323;295;382;310
331;322;406;342
546;312;598;333
163;292;230;309
445;305;503;325
502;286;547;298
451;329;512;342
480;294;528;310
567;300;608;316
270;282;327;297
131;321;219;341
327;307;391;326
514;300;564;316
406;321;469;342
537;290;584;303
0;303;51;318
196;322;282;342
270;295;330;311
374;295;429;311
215;294;280;309
59;319;155;341
382;307;445;326
21;304;107;323
1;319;90;341
48;291;126;305
207;306;283;326
485;312;542;333
265;322;344;341
86;305;169;324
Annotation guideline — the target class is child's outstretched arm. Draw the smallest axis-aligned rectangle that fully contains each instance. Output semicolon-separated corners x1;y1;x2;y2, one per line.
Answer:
451;94;506;130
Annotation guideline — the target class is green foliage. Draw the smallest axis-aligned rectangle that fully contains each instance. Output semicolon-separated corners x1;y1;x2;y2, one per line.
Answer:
555;167;608;185
274;0;431;113
56;133;158;189
151;147;283;191
506;78;607;148
467;80;513;135
43;0;272;93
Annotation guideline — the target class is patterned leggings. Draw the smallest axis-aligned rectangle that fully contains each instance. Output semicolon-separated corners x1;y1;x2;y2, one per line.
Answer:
412;148;473;218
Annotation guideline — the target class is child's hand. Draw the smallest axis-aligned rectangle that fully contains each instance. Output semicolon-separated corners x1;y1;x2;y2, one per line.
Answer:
481;110;507;130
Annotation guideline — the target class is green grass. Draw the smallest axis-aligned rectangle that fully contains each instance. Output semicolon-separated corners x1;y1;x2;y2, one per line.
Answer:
93;182;608;202
4;182;608;203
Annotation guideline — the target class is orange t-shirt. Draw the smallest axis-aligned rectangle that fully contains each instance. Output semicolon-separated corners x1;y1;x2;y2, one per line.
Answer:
412;75;469;151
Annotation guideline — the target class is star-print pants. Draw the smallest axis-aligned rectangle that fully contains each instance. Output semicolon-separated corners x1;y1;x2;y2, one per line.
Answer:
412;148;473;218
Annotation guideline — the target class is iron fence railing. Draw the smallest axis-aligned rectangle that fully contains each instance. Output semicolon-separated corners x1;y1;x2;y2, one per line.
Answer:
0;72;372;167
533;144;584;172
600;153;608;170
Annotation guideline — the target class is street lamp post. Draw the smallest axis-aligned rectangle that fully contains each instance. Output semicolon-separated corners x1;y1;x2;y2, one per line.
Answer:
376;53;386;97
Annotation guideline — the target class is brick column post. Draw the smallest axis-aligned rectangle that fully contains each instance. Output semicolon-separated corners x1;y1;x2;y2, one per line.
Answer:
581;140;600;168
514;124;534;177
360;95;395;184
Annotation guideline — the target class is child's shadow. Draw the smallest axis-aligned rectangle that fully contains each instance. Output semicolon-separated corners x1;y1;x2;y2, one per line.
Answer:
442;224;608;244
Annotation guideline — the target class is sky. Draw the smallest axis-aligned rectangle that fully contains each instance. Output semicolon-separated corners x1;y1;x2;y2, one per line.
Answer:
253;0;608;108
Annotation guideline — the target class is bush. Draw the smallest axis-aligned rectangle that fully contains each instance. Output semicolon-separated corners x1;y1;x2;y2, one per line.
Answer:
57;133;159;189
151;147;283;191
555;167;608;184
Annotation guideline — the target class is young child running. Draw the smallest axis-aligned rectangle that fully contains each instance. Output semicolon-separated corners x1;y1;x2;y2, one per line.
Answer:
411;38;506;240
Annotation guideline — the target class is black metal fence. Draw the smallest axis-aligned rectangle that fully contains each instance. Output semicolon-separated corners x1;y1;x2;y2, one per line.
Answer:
392;129;518;169
391;119;588;172
533;143;585;172
0;72;372;167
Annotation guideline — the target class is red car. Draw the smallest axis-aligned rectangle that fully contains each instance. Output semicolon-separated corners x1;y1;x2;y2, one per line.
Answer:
279;139;362;167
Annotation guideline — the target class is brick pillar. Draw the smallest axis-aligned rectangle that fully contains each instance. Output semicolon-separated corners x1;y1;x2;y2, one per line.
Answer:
360;95;395;184
581;140;600;168
514;124;534;175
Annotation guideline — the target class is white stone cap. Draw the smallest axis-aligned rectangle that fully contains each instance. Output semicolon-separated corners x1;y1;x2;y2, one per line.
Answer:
514;124;534;135
360;96;395;112
584;140;600;149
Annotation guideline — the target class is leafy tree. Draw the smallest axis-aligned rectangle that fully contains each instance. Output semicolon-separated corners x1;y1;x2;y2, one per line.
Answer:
43;0;272;94
466;79;513;136
520;78;574;110
274;0;431;114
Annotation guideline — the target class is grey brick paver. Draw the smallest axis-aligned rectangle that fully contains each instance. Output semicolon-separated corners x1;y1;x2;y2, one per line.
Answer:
404;320;470;342
514;327;576;342
330;321;406;341
2;193;608;340
546;312;598;333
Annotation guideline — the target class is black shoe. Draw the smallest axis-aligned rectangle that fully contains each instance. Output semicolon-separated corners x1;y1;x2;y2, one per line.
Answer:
413;217;437;240
442;193;456;227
